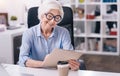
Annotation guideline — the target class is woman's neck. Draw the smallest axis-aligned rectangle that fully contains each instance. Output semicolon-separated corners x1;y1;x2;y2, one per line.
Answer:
41;26;53;39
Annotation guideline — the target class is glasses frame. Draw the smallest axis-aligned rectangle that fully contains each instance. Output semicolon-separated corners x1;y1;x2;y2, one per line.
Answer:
45;13;62;22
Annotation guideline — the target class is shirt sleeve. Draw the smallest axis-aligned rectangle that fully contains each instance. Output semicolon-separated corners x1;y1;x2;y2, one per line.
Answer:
61;28;74;50
18;30;32;66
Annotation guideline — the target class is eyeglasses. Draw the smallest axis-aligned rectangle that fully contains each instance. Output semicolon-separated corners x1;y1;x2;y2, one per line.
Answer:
45;13;62;22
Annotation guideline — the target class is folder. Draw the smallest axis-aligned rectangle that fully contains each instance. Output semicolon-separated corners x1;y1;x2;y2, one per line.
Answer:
42;48;83;68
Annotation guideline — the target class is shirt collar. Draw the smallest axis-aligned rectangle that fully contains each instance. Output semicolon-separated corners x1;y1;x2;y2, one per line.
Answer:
36;23;57;38
36;23;41;37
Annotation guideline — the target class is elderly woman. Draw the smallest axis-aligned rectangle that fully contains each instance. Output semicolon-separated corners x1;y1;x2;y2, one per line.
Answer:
18;1;80;71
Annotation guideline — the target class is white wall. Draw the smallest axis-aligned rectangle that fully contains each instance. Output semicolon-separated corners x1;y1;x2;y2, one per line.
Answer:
0;0;70;26
0;0;25;26
0;0;42;26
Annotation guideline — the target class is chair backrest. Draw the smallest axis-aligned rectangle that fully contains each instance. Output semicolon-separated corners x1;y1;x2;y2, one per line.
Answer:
27;6;74;46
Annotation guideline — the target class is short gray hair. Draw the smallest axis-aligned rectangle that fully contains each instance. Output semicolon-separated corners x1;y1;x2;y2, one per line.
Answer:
38;1;64;23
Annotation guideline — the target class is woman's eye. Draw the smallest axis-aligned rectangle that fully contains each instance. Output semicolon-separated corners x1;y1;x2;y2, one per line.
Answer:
48;15;53;18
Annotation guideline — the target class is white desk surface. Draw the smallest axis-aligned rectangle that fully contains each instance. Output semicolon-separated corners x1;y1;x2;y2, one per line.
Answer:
2;64;120;76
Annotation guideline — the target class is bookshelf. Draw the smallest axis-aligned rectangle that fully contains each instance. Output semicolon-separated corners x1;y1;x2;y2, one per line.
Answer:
71;0;119;55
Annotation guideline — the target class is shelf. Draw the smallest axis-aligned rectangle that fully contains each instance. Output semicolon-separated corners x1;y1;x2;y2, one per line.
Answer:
71;0;119;55
102;2;118;5
86;2;101;5
86;19;101;21
74;33;86;37
102;35;117;38
78;50;119;55
87;33;101;37
74;17;85;21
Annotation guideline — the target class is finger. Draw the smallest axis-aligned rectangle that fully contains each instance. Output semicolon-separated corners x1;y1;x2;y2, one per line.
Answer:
69;60;80;66
70;64;79;71
70;63;79;70
69;60;80;71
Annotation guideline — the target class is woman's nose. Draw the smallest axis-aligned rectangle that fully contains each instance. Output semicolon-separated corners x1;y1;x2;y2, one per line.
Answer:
50;18;56;23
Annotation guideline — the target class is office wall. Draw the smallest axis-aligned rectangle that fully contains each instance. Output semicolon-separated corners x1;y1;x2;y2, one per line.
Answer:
0;0;24;25
0;0;42;26
0;0;70;26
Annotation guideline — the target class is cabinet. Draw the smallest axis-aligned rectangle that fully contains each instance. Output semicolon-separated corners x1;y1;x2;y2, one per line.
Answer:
0;27;26;64
13;35;22;64
70;0;119;55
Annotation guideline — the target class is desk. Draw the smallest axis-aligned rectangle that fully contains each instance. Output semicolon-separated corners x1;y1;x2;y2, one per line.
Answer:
2;64;120;76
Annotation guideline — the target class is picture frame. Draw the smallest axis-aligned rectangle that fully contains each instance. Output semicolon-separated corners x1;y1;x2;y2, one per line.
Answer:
0;13;9;26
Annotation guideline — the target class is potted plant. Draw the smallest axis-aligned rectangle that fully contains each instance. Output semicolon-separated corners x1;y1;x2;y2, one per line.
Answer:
10;16;17;26
10;16;17;21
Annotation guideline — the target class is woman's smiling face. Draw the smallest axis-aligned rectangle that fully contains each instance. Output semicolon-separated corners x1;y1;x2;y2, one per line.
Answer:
40;9;61;30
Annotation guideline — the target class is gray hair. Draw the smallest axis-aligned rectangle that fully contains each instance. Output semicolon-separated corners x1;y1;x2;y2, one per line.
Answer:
38;1;64;23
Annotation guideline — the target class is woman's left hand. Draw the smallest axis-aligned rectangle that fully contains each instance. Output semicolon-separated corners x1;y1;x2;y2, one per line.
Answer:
68;59;80;71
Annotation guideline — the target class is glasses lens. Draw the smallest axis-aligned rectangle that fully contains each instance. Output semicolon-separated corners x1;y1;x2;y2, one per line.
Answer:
46;13;53;20
54;15;61;22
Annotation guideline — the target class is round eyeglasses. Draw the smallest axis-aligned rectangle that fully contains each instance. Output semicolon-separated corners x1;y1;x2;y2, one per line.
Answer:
45;13;62;22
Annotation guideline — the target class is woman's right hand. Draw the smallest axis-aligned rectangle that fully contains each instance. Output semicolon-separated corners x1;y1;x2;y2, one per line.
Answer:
41;54;50;66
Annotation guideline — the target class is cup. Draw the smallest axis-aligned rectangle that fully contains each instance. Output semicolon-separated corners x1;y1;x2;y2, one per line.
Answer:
57;61;69;76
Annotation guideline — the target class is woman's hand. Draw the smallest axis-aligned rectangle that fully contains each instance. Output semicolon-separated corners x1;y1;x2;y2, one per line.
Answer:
68;59;80;71
42;54;50;65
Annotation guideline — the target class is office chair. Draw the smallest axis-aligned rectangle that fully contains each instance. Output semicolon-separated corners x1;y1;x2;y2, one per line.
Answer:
27;6;74;46
27;6;86;70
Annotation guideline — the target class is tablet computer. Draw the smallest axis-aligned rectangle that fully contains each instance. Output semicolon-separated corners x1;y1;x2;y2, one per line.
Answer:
42;48;83;68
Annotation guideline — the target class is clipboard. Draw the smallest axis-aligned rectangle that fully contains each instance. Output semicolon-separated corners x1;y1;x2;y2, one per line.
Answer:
42;48;83;68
